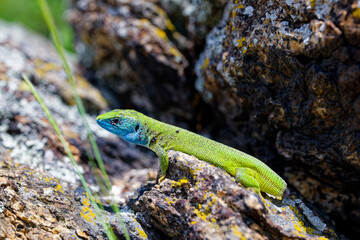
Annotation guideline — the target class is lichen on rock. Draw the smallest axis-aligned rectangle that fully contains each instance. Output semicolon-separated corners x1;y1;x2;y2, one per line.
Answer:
196;1;360;237
129;151;336;240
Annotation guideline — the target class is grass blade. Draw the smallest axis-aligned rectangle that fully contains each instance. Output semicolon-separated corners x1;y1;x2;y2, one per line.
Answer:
35;0;130;239
22;74;117;240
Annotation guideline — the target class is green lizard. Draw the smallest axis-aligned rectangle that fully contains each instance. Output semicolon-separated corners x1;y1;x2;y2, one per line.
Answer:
96;109;287;197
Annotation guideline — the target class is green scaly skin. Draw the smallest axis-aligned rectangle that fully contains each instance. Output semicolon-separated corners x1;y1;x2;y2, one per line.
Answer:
96;109;287;197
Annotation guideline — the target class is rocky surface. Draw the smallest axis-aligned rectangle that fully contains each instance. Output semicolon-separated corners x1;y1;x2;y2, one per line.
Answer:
0;21;108;113
0;0;358;238
70;0;359;238
0;20;158;239
68;0;234;127
68;0;193;123
196;0;360;238
158;0;228;52
0;20;157;188
129;151;336;240
0;159;155;240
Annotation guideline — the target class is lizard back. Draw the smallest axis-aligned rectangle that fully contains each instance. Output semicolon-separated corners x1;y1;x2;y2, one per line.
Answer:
144;115;287;197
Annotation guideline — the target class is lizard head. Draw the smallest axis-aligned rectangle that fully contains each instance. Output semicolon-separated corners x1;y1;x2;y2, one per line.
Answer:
96;109;149;146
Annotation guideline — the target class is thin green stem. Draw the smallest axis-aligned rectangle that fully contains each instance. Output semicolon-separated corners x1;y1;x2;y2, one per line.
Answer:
23;74;116;240
35;0;130;239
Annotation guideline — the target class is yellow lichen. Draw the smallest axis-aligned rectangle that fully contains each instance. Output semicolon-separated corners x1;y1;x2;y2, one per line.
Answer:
171;178;189;188
188;168;200;179
165;197;176;205
169;47;182;58
193;208;207;221
166;19;176;32
55;184;64;193
231;226;246;240
201;58;209;69
311;0;316;8
354;8;360;18
34;60;62;78
288;204;321;238
205;197;217;212
179;178;188;184
202;194;207;201
190;221;197;225
80;197;96;223
80;206;96;223
293;222;304;232
193;196;218;222
236;37;246;48
155;28;169;41
231;10;236;19
237;4;244;9
136;227;148;238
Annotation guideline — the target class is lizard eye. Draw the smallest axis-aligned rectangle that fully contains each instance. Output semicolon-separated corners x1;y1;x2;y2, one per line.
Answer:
135;124;140;132
110;118;120;125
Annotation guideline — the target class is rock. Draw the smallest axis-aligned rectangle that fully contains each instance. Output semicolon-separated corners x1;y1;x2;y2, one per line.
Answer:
0;19;157;187
0;159;154;240
196;1;360;238
0;2;355;239
129;151;337;240
68;0;192;120
68;0;231;125
158;0;228;48
0;20;159;238
0;20;107;113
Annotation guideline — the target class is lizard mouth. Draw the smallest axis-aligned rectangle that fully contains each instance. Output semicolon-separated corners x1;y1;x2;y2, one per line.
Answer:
96;118;115;130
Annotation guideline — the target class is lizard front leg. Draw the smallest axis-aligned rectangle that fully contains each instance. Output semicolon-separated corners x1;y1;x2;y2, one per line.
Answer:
149;144;169;182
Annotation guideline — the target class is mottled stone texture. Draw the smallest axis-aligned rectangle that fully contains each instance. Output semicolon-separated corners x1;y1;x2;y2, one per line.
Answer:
0;21;157;189
196;0;360;237
158;0;228;51
69;0;188;120
129;151;336;240
0;21;160;239
68;0;230;124
0;159;152;240
0;21;107;114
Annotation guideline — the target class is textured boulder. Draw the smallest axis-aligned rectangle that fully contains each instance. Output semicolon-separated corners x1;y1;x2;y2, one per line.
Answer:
196;1;360;237
1;0;358;238
0;20;156;188
129;151;336;240
0;159;155;240
0;21;107;113
68;0;233;125
0;21;158;239
68;0;192;121
68;0;360;238
158;0;228;49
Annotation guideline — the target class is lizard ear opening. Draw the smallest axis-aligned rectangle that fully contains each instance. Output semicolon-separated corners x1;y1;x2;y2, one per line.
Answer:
135;124;140;132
